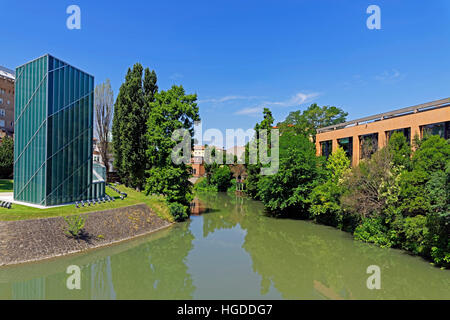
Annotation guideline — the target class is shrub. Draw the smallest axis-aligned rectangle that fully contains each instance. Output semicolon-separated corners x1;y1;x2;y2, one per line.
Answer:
400;215;429;255
193;177;217;192
353;217;395;248
169;202;189;221
64;214;87;239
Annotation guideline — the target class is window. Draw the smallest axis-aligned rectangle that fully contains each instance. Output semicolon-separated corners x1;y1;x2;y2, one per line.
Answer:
338;137;353;164
386;127;411;145
359;133;378;159
0;120;5;128
7;100;10;105
422;121;450;140
0;109;5;117
320;140;332;159
0;98;3;104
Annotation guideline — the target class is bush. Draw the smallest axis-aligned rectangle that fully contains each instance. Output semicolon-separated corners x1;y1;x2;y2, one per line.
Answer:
169;202;189;221
353;217;395;248
400;215;429;255
193;177;217;192
64;214;87;239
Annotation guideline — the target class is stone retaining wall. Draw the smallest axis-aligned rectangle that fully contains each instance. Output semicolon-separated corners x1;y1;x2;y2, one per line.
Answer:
0;204;172;266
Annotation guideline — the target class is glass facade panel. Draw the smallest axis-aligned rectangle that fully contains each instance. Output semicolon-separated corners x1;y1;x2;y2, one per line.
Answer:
14;55;102;206
320;140;332;159
338;137;353;165
422;121;450;140
386;127;411;144
359;133;378;160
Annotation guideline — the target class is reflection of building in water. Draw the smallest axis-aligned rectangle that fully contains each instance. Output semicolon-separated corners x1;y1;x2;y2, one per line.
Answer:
230;164;247;192
190;197;208;215
8;257;116;299
12;278;46;300
90;256;116;299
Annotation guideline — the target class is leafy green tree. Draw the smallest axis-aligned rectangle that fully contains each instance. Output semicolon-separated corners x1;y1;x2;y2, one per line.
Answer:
309;147;350;227
210;166;233;192
412;135;450;174
145;85;200;212
257;132;323;216
204;146;226;184
278;103;347;140
387;131;411;169
397;135;450;216
0;136;13;178
245;108;274;199
112;63;158;190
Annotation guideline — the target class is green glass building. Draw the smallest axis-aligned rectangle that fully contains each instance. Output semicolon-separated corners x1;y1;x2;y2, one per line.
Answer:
14;54;105;206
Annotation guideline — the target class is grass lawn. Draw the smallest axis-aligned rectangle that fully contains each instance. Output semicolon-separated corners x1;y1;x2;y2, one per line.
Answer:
0;184;173;222
0;179;13;192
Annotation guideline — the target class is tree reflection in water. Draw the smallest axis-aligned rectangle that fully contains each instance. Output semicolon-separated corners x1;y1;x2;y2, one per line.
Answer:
196;192;450;300
0;193;448;300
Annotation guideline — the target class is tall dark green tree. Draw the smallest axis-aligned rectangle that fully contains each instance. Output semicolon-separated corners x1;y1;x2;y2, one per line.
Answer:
112;63;158;190
245;108;274;199
145;85;200;212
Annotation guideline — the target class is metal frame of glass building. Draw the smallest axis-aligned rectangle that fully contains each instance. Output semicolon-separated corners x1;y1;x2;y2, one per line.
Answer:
14;54;105;206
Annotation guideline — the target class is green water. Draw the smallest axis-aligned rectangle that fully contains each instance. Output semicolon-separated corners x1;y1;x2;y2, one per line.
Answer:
0;192;448;299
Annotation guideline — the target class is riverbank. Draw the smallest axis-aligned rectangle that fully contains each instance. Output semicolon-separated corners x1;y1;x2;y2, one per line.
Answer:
0;203;173;267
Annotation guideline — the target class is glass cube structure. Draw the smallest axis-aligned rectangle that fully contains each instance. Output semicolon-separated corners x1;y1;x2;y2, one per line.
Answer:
14;54;104;206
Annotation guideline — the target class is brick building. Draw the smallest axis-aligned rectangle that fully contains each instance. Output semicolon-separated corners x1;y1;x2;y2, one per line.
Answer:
316;98;450;166
0;66;15;136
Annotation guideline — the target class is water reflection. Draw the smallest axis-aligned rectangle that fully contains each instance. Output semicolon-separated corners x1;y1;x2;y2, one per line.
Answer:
195;192;450;300
0;222;195;299
0;193;448;300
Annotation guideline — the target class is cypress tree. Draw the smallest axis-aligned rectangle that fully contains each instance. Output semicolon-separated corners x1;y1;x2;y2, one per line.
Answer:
112;63;158;190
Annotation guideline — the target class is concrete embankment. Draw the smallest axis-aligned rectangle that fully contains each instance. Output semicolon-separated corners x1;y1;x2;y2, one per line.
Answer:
0;204;173;266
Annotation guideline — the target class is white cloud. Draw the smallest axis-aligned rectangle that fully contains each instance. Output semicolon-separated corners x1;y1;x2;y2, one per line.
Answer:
169;73;183;80
375;69;403;82
234;107;263;115
268;92;319;107
233;91;320;116
198;95;261;104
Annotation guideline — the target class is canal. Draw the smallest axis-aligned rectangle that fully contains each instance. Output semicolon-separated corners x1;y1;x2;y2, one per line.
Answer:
0;192;448;299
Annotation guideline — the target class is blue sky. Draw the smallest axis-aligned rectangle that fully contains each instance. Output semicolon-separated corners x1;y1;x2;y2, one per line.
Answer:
1;0;449;146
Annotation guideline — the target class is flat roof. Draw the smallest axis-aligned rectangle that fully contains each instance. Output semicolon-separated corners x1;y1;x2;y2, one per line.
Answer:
0;66;15;80
317;97;450;133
